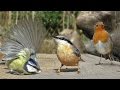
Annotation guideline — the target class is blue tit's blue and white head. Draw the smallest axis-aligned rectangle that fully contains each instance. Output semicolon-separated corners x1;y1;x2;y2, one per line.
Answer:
24;57;41;74
24;49;41;74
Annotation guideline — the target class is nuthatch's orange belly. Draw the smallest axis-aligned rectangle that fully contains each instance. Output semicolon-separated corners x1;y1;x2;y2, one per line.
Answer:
57;45;80;66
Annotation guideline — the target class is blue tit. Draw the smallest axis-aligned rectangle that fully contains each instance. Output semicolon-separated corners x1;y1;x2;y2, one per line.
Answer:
0;19;47;75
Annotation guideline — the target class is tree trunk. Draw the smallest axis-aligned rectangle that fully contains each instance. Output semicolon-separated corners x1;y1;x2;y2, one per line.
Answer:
72;11;76;31
32;11;35;21
8;11;12;26
1;11;12;28
26;11;29;20
67;11;70;29
62;11;65;30
15;11;19;24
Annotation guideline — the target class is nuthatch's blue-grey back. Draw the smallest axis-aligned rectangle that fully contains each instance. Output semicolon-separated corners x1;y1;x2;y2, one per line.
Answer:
0;19;47;75
53;35;83;73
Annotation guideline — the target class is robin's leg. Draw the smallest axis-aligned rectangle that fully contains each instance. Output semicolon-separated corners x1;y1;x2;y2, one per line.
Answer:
96;54;103;65
111;55;115;62
109;54;114;65
77;62;80;74
57;64;64;73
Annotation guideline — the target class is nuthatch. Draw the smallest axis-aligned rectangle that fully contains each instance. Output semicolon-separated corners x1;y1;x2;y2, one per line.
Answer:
93;21;114;65
53;35;83;74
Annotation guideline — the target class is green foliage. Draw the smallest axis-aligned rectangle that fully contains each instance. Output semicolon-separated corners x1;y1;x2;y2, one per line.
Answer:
0;11;82;54
0;11;79;38
41;11;63;37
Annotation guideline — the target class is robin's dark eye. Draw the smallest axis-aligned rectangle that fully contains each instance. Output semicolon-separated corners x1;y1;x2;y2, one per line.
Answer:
96;24;98;27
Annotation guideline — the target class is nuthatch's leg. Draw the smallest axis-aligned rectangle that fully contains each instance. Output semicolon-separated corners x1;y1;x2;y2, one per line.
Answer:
77;62;80;74
57;64;63;73
96;54;103;65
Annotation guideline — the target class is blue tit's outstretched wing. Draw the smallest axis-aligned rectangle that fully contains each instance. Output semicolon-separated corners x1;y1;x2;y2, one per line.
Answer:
1;39;24;60
9;19;46;53
0;19;47;61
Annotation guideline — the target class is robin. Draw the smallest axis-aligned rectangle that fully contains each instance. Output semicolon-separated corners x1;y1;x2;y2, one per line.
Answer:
93;21;114;65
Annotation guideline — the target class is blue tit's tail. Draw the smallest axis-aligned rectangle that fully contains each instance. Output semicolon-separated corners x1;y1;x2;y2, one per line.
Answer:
0;19;47;74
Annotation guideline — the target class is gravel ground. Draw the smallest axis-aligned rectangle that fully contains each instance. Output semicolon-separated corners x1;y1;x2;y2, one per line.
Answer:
0;54;120;79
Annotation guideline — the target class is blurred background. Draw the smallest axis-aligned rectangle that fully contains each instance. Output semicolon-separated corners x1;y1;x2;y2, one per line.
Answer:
0;11;86;54
0;11;120;61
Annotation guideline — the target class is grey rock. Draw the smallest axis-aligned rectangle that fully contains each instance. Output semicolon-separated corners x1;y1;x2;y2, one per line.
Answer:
76;11;114;39
77;11;120;60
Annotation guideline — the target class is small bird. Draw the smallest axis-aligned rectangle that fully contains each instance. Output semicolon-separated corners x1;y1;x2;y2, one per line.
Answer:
0;19;47;75
93;21;114;65
53;35;82;73
59;29;86;54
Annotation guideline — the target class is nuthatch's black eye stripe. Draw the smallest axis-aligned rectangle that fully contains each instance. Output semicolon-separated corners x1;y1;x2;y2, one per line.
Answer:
54;36;74;46
60;37;73;45
53;36;61;40
66;39;73;45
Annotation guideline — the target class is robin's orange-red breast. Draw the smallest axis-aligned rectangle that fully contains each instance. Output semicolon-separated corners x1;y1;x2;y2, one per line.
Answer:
93;22;114;65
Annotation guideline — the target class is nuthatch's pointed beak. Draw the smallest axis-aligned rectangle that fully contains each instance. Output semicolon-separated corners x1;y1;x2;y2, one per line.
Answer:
52;36;57;39
52;36;58;43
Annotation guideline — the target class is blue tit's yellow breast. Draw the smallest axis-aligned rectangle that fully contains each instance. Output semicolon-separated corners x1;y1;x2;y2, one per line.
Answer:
7;56;27;73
